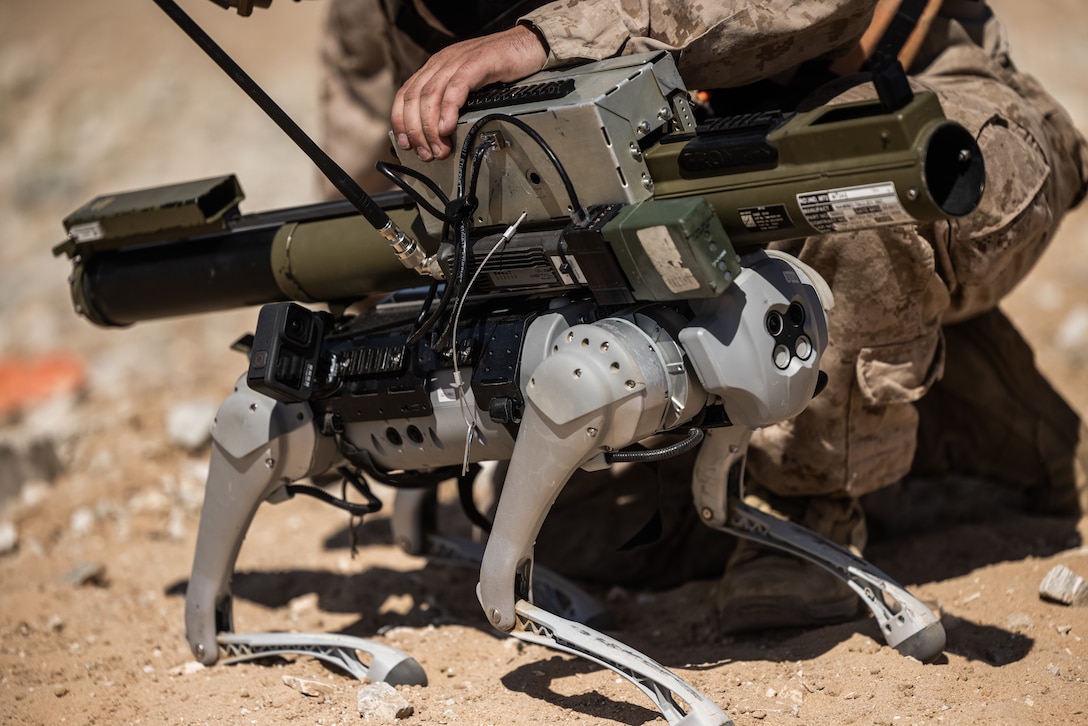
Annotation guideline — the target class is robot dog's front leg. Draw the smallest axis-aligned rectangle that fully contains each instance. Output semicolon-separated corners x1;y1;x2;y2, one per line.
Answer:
184;377;425;685
477;316;733;726
683;250;945;661
691;426;946;661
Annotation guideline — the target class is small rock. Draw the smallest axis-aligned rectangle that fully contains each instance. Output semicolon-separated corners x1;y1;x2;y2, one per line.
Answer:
357;681;413;721
168;661;206;676
288;592;320;617
1007;613;1034;631
1039;565;1088;606
0;427;70;508
61;561;107;587
0;520;17;555
53;685;69;698
165;399;217;451
1056;306;1088;352
20;480;52;507
69;507;95;536
282;675;336;702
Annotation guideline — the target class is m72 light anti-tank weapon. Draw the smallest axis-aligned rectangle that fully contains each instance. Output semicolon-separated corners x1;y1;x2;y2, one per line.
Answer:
54;2;985;723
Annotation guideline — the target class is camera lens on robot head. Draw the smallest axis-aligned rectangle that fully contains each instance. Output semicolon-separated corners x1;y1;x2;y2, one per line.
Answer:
283;305;314;347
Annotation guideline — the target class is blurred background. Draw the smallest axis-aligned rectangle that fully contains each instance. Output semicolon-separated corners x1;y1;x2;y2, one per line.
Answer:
1;1;328;406
1;0;1087;448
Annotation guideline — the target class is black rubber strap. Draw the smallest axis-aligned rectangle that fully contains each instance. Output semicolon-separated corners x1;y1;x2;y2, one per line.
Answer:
867;0;932;111
868;0;932;69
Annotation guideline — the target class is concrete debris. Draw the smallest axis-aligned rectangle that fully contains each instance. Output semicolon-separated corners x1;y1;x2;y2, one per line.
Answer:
165;399;218;452
357;681;414;721
1039;564;1088;606
282;675;336;702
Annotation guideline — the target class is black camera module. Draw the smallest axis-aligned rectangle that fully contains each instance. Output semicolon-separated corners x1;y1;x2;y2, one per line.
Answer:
247;302;325;402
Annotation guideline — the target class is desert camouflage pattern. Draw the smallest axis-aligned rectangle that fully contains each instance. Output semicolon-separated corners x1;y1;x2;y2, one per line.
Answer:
319;0;429;196
319;1;1088;559
746;2;1088;500
522;0;878;88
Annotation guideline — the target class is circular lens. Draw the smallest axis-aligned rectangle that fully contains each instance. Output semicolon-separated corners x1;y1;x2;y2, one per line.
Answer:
767;311;783;336
773;344;791;369
795;335;812;360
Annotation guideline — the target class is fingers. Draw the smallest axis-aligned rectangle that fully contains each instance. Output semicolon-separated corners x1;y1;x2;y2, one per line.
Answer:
392;56;470;161
392;26;548;162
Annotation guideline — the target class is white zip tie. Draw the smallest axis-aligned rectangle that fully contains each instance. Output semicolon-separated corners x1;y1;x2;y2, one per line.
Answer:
453;210;529;475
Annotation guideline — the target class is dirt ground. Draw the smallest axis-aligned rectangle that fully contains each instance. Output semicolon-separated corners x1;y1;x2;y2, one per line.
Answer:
3;1;1088;724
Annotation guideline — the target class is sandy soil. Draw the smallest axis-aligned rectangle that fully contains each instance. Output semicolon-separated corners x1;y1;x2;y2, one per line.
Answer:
2;1;1088;724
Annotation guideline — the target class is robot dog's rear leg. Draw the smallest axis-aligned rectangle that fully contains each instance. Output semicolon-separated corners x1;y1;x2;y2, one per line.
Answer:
184;377;425;685
692;426;946;662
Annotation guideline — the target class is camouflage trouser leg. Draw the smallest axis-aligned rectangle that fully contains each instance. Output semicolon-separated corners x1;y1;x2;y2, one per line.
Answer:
748;47;1088;508
319;0;429;197
913;308;1088;516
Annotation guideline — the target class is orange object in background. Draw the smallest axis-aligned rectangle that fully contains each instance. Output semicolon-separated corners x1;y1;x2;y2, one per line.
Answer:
0;352;87;418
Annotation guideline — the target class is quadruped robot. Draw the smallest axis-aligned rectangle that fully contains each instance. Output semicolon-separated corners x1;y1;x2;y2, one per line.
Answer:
55;2;986;722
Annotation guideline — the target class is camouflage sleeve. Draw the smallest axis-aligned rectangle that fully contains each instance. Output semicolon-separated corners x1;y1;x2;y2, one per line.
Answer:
520;0;879;88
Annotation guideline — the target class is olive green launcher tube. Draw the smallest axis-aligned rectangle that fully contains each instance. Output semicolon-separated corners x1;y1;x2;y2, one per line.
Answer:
646;91;984;249
67;203;424;327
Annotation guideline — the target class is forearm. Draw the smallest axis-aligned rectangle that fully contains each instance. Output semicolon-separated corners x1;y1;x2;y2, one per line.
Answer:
522;0;879;87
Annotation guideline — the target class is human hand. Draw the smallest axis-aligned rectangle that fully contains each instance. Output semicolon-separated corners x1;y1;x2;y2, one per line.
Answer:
391;24;548;162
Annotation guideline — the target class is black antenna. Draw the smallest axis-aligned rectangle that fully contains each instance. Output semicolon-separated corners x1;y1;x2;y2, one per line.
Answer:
151;0;392;233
